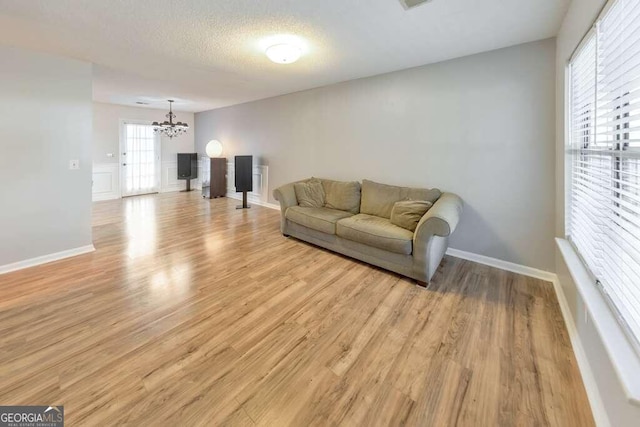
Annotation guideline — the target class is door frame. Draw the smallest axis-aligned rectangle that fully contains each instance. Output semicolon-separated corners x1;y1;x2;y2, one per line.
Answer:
119;119;162;198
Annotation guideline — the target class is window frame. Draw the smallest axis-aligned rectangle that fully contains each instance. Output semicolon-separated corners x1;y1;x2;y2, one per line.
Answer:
561;0;640;408
566;0;640;357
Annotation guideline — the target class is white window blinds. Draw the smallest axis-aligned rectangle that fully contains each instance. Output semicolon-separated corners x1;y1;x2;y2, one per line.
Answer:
568;0;640;351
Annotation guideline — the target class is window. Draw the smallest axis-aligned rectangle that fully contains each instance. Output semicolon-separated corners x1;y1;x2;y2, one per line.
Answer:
568;0;640;352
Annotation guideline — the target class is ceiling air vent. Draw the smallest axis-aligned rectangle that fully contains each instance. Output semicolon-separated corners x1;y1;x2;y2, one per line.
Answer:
399;0;433;10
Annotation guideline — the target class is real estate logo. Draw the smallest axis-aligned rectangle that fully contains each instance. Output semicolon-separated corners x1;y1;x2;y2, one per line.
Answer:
0;406;64;427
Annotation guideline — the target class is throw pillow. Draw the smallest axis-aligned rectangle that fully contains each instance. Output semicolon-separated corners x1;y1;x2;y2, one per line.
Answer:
390;200;433;232
294;180;325;208
361;179;441;219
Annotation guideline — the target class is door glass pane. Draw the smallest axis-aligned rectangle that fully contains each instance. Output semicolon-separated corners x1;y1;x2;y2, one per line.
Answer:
125;124;157;195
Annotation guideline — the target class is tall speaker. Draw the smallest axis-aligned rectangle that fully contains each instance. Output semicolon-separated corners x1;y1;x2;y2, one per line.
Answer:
178;153;198;192
235;155;252;209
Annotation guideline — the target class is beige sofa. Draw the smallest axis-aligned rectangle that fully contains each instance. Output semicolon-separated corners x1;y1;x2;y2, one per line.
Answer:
273;178;463;285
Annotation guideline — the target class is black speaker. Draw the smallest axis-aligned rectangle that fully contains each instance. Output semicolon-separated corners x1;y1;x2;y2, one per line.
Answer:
235;155;253;192
235;155;252;209
177;153;198;179
178;153;198;179
177;153;197;192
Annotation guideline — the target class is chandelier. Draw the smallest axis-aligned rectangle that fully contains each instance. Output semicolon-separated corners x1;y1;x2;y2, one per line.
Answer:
152;100;189;138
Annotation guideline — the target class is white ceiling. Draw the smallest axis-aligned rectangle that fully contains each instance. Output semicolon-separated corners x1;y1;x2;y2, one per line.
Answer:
0;0;569;112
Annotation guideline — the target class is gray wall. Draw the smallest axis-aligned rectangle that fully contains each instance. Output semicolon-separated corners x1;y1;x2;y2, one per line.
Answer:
0;46;93;265
196;39;557;271
556;0;640;425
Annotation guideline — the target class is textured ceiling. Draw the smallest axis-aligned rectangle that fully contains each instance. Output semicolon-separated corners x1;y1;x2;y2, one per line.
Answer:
0;0;569;112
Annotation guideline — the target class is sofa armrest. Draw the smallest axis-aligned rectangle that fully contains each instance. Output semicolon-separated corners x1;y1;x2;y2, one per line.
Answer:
273;181;303;234
411;192;463;282
273;182;298;210
413;192;463;243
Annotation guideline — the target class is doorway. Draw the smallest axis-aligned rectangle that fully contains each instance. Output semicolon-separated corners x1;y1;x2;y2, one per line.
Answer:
120;121;161;197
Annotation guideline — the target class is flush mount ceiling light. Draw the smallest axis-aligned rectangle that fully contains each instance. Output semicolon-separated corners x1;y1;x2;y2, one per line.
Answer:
265;43;302;64
152;100;189;139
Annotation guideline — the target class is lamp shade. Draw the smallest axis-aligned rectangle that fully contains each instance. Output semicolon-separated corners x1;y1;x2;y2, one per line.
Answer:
206;140;223;158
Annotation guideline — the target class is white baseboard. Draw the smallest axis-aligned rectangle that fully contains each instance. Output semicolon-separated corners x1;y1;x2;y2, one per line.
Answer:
551;276;610;427
445;247;556;282
93;193;120;202
0;244;96;275
159;186;184;193
225;192;280;210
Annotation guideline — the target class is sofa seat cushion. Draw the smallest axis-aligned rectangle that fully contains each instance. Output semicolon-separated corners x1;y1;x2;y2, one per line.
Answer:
337;214;414;255
286;206;354;235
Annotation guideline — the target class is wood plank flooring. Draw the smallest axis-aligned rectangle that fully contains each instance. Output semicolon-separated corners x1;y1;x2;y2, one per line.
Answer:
0;192;594;426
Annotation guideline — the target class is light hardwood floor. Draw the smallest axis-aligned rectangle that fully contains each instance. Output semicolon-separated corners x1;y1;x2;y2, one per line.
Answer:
0;192;594;426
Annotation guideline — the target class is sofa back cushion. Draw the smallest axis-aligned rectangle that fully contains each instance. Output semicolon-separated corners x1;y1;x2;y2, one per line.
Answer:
294;179;325;208
320;179;361;214
361;179;441;219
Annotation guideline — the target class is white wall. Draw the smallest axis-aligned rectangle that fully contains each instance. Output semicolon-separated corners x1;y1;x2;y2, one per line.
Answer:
195;39;557;272
0;46;93;266
555;0;640;425
92;102;196;200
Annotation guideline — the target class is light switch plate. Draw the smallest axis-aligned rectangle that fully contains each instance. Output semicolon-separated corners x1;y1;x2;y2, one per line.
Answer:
69;159;80;170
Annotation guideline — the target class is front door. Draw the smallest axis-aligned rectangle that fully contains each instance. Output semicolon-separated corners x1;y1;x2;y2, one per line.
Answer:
120;122;161;197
